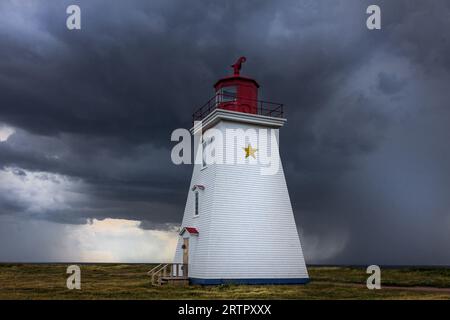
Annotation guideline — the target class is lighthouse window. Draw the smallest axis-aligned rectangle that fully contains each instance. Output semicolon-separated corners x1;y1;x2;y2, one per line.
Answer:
219;86;237;102
202;140;207;168
202;136;215;168
194;191;199;216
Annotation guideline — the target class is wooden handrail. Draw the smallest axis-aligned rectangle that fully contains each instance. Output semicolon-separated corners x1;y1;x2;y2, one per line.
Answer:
148;263;188;286
146;263;162;275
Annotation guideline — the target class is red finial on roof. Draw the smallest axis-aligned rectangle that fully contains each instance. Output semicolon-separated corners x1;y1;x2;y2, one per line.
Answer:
231;56;247;76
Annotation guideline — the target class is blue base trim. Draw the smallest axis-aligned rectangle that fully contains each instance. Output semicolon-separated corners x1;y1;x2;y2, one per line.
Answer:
189;277;310;285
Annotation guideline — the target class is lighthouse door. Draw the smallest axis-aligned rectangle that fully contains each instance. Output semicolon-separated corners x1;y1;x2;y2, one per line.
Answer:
183;238;189;276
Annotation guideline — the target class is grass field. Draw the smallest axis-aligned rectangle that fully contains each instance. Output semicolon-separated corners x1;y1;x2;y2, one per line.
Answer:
0;264;449;300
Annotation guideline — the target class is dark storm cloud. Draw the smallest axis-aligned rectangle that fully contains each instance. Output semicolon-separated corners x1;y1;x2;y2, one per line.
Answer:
377;72;406;95
1;0;450;263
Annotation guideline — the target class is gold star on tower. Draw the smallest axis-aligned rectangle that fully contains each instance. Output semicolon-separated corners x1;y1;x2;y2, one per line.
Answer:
243;144;258;159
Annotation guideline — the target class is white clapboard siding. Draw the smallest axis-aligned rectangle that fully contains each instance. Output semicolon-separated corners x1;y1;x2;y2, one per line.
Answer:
174;110;308;281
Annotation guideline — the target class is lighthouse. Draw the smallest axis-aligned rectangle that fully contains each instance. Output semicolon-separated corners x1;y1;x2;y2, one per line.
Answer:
173;57;309;285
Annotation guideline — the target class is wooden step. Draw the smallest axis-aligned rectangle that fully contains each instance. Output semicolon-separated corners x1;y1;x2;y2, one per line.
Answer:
148;263;189;286
160;276;189;286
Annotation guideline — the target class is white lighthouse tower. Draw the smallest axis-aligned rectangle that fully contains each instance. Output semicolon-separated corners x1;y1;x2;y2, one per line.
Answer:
174;57;309;285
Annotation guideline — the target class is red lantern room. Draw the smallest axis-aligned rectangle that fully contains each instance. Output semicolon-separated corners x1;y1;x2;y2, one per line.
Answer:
192;57;283;124
214;56;259;114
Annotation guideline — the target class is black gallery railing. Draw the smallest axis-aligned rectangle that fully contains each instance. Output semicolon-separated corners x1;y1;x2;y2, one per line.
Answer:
192;93;284;123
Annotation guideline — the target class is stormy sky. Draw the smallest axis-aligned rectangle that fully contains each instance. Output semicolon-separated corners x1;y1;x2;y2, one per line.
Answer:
1;0;449;264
